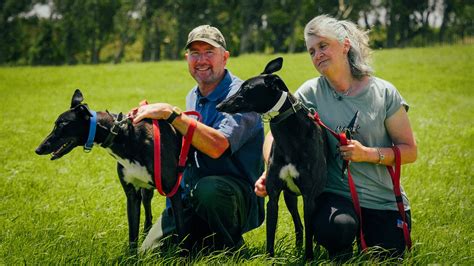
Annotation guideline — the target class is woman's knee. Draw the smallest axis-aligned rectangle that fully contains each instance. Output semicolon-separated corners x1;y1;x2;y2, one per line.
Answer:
314;209;357;250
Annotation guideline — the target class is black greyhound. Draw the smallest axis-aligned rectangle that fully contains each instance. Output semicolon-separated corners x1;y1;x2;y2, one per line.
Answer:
35;89;186;253
216;58;327;260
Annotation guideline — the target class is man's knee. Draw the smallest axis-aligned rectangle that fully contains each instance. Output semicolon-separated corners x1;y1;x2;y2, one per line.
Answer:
191;176;221;207
190;175;244;224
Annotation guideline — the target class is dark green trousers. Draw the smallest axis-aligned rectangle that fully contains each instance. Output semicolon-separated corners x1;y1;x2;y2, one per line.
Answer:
140;175;251;253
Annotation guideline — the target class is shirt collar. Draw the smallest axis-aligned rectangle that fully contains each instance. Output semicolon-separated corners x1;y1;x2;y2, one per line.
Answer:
194;69;232;103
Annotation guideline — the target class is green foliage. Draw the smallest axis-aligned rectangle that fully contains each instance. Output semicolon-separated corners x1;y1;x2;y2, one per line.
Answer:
1;0;474;65
0;45;473;264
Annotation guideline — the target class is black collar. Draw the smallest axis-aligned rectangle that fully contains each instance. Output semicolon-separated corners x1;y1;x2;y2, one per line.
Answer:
100;112;128;148
269;100;303;123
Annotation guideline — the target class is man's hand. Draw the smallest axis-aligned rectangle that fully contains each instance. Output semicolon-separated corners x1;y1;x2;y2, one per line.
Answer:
254;173;267;197
128;103;173;124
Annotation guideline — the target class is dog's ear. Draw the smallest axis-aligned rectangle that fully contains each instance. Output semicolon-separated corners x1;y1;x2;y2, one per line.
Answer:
71;89;84;108
264;75;289;92
261;57;283;74
76;104;93;118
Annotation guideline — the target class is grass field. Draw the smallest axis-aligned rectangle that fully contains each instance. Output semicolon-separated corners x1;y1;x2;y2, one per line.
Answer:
1;45;473;264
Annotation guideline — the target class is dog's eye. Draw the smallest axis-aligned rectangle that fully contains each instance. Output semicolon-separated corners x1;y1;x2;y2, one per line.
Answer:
55;121;68;129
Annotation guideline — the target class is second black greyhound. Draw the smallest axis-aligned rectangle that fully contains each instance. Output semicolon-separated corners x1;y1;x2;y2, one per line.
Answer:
35;89;187;253
216;58;327;260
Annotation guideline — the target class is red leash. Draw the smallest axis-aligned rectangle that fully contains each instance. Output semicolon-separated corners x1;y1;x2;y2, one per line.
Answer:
311;112;368;250
138;101;201;198
387;146;412;250
311;112;411;251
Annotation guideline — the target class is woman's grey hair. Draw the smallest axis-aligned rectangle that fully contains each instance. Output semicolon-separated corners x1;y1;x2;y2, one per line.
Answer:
304;15;373;79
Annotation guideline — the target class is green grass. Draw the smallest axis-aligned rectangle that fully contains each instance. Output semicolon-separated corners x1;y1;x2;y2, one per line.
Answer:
1;45;473;264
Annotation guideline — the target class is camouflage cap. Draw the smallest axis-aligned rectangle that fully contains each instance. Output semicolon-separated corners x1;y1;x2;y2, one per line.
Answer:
185;25;227;49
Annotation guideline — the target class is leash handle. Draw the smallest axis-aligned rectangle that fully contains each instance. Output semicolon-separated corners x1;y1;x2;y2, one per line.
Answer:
146;101;201;197
152;119;166;196
183;110;202;121
387;146;412;250
163;112;200;197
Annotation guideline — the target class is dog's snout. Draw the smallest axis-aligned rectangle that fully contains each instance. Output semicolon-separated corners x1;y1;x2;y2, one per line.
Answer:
216;102;226;111
35;146;44;155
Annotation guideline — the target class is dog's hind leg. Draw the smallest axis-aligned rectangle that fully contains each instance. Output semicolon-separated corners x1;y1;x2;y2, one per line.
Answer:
118;164;142;253
141;188;154;234
283;190;303;248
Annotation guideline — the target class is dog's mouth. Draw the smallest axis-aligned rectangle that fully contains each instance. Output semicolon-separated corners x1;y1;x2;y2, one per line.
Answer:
50;139;77;160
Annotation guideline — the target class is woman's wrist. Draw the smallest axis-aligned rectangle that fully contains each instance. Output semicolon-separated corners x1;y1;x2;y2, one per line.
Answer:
376;147;385;164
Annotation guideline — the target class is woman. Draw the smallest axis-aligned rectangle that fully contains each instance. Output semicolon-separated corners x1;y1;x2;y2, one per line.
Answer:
255;15;417;259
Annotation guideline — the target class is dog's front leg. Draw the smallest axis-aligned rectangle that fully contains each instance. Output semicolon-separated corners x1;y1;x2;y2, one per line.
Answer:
283;190;303;248
266;160;283;257
118;164;142;253
141;188;154;234
266;191;281;257
303;195;317;261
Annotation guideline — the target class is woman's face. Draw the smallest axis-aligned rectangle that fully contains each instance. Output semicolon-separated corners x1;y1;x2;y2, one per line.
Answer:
305;35;349;77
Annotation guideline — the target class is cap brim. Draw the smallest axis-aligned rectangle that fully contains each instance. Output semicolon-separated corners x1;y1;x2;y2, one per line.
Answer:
185;38;222;49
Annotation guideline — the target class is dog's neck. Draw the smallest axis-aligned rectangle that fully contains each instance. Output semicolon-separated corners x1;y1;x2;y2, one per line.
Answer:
93;111;129;147
263;91;302;123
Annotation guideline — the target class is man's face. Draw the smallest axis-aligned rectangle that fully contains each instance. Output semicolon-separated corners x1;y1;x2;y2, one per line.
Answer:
186;41;229;89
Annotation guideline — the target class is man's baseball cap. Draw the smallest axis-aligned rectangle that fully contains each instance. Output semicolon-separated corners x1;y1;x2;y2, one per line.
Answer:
185;25;227;49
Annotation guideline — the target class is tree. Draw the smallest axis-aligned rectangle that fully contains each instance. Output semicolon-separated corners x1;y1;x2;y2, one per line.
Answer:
113;0;140;63
0;0;34;63
85;0;120;64
28;19;63;65
52;0;85;64
141;0;166;61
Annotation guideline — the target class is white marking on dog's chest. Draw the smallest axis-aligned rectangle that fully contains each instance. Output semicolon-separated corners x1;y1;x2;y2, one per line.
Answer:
106;149;154;190
279;164;301;195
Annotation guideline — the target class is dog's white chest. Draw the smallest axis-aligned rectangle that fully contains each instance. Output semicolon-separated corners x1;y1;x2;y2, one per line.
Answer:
106;149;154;190
279;164;301;195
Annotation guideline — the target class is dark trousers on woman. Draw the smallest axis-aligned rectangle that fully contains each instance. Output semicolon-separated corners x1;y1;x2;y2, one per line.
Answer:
312;192;411;260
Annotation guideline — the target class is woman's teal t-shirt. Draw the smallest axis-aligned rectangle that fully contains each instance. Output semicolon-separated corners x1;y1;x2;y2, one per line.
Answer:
295;76;410;211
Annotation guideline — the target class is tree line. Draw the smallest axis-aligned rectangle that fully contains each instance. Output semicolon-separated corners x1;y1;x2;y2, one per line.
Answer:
1;0;472;65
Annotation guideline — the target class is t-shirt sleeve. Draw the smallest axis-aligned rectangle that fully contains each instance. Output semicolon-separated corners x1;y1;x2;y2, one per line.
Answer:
385;81;409;118
214;112;261;153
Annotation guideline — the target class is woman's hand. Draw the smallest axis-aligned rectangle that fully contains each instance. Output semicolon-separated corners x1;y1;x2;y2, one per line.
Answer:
254;173;267;197
338;139;369;162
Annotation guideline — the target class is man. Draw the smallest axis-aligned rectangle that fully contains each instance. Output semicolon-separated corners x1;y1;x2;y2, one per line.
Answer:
131;25;264;253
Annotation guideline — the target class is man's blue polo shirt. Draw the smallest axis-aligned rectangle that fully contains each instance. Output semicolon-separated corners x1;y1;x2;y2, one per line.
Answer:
183;69;265;233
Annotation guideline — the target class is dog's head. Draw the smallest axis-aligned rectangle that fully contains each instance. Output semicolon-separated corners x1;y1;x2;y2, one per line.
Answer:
216;57;289;114
35;89;95;160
